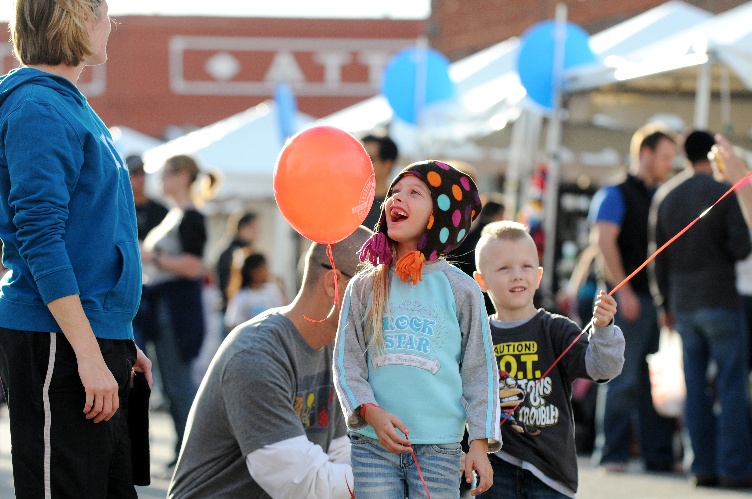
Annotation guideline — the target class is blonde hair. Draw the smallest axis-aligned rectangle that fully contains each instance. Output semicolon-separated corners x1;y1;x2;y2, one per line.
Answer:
164;154;220;203
475;220;534;270
363;262;391;353
12;0;103;66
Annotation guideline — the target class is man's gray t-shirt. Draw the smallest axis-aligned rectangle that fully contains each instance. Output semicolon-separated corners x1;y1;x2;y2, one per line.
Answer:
169;310;347;498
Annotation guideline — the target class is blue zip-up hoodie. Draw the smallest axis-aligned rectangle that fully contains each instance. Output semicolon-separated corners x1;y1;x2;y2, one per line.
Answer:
0;67;141;340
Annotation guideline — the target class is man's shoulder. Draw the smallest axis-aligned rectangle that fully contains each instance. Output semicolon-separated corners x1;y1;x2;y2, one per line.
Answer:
590;185;625;224
222;312;296;361
661;171;720;205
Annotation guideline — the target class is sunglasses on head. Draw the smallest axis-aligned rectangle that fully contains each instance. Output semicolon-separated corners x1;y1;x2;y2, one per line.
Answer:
321;263;352;279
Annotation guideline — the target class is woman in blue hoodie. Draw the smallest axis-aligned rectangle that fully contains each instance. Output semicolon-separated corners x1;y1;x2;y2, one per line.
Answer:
0;1;152;497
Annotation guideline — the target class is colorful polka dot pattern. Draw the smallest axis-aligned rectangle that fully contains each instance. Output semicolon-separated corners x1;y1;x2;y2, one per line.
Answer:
376;160;482;261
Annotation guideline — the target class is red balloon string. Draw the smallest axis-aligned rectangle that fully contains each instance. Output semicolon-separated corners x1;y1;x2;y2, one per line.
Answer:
407;435;432;499
304;243;340;323
327;243;341;307
609;170;752;296
501;170;752;426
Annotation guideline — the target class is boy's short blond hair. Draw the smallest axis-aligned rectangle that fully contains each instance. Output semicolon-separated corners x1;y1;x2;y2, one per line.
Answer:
475;220;535;270
12;0;102;67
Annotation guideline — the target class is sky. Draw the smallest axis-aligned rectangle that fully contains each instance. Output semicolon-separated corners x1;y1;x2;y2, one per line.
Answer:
0;0;431;21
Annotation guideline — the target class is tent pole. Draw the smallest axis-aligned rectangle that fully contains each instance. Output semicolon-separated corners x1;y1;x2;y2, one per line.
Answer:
505;110;528;216
693;60;711;128
541;3;567;308
720;67;732;135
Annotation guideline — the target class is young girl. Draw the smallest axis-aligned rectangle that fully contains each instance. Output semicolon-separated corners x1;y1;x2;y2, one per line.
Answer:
333;160;501;498
224;251;286;332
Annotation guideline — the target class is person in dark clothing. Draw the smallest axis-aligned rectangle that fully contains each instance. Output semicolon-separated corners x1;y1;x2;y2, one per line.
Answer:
589;126;679;473
216;212;259;313
128;154;169;351
651;130;752;489
360;133;398;230
126;155;168;241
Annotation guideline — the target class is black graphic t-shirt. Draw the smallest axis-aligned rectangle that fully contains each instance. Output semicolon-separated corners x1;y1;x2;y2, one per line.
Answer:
490;309;624;493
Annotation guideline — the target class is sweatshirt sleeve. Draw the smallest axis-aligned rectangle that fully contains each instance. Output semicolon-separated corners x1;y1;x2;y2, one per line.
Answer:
5;100;83;303
585;323;625;381
333;275;378;430
451;270;502;452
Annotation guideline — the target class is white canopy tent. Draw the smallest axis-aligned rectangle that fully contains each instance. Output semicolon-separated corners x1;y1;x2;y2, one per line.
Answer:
142;100;314;200
566;1;752;93
141;101;315;297
109;125;164;158
565;1;752;135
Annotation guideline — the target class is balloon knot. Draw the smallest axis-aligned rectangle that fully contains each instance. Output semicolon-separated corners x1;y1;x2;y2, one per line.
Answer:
358;232;393;266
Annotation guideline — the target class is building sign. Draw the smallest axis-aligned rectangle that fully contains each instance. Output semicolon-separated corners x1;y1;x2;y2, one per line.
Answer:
169;36;416;96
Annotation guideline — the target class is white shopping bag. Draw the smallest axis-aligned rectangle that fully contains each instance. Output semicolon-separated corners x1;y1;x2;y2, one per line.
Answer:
647;327;686;418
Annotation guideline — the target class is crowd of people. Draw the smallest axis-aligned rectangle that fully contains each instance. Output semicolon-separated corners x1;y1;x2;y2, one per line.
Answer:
0;1;751;498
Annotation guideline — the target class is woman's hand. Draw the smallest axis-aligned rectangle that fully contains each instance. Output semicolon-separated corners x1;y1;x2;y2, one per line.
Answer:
132;344;153;387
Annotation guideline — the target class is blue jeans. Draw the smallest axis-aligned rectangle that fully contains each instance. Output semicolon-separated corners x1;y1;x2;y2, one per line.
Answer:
350;433;461;499
155;297;198;459
594;292;675;470
675;307;752;480
478;456;568;499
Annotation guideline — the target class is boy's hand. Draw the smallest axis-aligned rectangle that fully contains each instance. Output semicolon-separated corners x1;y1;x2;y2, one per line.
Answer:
465;439;492;496
593;290;617;327
362;406;412;453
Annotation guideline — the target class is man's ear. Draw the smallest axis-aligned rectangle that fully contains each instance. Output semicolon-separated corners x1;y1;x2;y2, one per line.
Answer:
535;267;543;289
474;270;487;292
322;269;337;298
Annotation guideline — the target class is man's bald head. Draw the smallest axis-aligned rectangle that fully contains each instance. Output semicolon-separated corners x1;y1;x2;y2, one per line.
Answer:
302;226;373;288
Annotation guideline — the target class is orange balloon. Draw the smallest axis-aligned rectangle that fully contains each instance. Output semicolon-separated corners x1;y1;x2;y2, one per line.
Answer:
274;126;375;244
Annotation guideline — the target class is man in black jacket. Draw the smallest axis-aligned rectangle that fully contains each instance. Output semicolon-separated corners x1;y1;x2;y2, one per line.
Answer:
651;130;752;488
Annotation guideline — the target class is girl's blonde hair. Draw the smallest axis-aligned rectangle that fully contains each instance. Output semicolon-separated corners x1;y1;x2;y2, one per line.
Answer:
364;263;390;353
12;0;103;67
361;236;398;353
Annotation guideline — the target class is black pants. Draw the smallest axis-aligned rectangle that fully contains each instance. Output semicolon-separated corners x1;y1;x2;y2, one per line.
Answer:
0;328;137;499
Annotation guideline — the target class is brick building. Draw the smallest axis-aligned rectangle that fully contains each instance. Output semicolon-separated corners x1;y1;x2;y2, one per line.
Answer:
429;0;749;61
0;17;425;138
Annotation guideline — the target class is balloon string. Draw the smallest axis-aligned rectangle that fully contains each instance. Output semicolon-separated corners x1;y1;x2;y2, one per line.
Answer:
610;170;752;296
304;243;340;323
407;435;431;499
502;170;752;426
327;243;341;307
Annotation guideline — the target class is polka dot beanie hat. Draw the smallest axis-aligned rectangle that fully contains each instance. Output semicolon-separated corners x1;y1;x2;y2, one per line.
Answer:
358;160;482;284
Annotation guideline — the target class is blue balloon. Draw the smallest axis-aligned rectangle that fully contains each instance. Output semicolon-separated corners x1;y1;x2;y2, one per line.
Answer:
274;81;298;139
517;21;597;110
381;47;454;124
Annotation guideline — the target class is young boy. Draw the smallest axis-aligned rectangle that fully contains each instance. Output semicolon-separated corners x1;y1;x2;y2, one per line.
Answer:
473;221;625;498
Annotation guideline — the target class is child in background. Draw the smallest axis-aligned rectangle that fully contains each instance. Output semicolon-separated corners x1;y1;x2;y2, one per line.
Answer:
334;160;501;498
473;221;625;498
224;252;285;332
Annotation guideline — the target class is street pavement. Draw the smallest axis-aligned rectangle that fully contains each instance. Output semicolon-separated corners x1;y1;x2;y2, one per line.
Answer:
1;404;751;498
